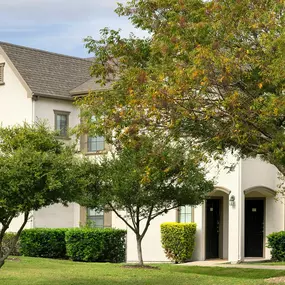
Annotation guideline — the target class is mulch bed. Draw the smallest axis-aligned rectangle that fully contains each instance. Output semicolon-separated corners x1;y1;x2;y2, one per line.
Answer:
122;264;160;270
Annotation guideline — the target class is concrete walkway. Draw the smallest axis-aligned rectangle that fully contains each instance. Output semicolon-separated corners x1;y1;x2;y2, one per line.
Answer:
181;259;285;270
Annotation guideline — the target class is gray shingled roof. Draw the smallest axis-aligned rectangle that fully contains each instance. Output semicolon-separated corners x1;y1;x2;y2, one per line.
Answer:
70;78;113;95
0;42;92;99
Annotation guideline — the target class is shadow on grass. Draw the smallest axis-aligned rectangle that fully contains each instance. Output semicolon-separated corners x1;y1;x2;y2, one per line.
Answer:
170;266;285;280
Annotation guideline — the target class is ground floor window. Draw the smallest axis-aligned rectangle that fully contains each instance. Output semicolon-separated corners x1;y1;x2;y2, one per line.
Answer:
178;205;194;223
87;208;104;228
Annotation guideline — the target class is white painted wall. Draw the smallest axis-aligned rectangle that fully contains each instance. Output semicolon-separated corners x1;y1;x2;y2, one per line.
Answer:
0;53;34;233
0;54;32;126
33;97;81;228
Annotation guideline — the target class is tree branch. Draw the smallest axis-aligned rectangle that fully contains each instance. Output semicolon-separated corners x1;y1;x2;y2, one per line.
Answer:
107;202;136;233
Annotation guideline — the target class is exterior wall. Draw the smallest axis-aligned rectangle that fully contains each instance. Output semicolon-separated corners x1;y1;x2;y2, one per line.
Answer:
32;97;81;228
112;153;285;263
0;53;34;233
0;54;32;126
33;203;80;228
111;209;175;262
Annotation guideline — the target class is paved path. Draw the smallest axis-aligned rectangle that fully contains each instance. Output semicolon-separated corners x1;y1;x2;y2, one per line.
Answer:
181;260;285;270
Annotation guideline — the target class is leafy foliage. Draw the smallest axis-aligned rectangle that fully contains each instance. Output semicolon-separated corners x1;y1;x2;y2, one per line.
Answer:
77;136;213;265
267;231;285;261
161;222;196;263
0;123;86;268
65;228;126;262
80;0;285;175
20;229;68;259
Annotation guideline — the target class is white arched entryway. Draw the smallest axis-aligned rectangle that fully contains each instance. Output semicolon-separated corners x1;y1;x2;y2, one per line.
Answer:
204;187;230;260
244;186;276;258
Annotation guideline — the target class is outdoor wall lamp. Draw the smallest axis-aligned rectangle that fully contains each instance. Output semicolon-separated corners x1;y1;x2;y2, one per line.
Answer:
229;195;235;206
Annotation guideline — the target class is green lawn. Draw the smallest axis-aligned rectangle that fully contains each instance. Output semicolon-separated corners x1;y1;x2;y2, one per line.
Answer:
249;261;285;266
1;257;285;285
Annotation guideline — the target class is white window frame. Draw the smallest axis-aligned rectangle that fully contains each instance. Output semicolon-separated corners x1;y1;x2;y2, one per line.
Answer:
0;63;5;85
54;110;70;138
178;205;194;223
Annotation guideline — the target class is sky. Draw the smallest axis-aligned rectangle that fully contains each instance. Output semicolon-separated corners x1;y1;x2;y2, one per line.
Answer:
0;0;148;57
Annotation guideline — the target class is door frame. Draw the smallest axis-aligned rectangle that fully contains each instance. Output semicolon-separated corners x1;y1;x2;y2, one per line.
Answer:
205;197;223;259
244;197;266;258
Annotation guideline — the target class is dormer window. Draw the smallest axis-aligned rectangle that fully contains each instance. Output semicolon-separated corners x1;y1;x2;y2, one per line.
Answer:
0;63;5;85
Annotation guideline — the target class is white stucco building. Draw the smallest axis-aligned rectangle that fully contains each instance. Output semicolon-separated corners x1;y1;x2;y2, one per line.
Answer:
0;42;283;263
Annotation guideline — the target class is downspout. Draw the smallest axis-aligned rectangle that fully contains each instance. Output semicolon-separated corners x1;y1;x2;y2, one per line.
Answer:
237;158;242;263
30;94;38;229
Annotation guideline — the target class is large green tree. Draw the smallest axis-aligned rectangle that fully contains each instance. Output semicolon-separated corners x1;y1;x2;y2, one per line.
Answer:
0;124;85;269
77;136;214;266
79;0;285;175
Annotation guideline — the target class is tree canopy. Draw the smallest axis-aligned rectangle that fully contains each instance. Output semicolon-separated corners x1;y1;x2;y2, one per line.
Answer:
77;136;214;265
0;123;86;268
79;0;285;175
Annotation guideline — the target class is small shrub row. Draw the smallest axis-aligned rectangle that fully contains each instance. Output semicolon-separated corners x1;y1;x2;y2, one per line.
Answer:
267;231;285;261
161;222;196;263
20;228;126;262
66;228;126;263
20;228;68;258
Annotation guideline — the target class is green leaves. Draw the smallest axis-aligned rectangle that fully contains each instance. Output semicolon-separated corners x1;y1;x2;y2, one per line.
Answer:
80;0;285;175
0;123;88;267
161;222;196;263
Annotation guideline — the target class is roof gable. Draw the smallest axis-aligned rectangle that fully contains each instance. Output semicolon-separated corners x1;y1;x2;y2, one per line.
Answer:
0;42;92;99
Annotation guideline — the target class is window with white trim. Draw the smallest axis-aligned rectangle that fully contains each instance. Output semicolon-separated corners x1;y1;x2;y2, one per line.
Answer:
179;205;193;223
87;136;105;152
87;208;104;228
0;63;5;85
54;110;70;138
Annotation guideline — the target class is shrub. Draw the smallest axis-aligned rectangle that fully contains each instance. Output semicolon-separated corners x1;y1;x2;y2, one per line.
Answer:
65;228;126;262
161;222;196;263
20;228;68;258
267;231;285;261
2;233;20;256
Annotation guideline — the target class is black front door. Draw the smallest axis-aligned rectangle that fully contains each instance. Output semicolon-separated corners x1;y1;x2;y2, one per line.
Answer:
245;199;264;257
206;199;220;259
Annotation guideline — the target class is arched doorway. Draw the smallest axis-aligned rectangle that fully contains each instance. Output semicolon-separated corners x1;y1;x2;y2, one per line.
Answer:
205;187;230;260
244;186;275;257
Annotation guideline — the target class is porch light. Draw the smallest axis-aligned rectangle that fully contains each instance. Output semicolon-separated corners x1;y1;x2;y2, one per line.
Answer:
229;195;235;206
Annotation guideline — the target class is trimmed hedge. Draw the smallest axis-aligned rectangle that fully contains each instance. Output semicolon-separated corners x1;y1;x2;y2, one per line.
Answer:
267;231;285;261
161;222;196;263
65;228;126;263
2;233;20;256
20;228;68;258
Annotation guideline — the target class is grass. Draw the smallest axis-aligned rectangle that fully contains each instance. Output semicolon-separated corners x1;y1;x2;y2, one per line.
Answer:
1;257;285;285
249;261;285;266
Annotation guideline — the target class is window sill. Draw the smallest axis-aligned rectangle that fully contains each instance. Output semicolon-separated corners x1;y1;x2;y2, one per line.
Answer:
56;136;71;141
85;150;107;156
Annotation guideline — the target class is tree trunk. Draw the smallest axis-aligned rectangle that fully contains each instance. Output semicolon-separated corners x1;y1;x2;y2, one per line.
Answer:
136;235;144;266
0;258;5;269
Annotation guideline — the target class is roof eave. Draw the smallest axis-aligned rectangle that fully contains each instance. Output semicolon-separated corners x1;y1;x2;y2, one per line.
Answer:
33;92;74;101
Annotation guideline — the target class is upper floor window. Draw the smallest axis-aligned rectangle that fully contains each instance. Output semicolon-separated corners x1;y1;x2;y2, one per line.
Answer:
178;205;194;223
87;136;105;152
54;110;70;138
0;63;5;85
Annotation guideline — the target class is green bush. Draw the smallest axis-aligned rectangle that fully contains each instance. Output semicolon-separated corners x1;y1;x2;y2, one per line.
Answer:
161;222;196;263
2;232;20;256
65;228;126;262
20;228;68;258
267;231;285;261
